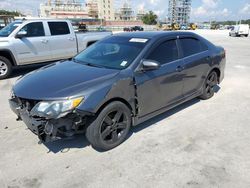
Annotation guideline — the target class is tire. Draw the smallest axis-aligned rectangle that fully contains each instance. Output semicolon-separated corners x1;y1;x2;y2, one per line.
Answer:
86;101;132;151
245;34;249;37
0;56;13;80
199;71;218;100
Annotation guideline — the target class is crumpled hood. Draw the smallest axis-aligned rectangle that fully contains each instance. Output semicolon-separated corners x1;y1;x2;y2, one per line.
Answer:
13;60;120;100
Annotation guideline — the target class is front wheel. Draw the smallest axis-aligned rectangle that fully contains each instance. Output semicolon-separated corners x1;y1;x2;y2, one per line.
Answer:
86;101;131;151
0;56;13;80
199;71;218;100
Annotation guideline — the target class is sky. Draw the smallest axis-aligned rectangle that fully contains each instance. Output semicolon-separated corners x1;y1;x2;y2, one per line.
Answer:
0;0;250;22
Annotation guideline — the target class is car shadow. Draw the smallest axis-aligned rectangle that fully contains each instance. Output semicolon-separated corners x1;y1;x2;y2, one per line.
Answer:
43;134;90;153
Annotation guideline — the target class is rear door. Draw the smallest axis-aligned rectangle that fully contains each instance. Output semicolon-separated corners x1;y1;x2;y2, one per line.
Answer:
12;21;52;64
179;37;210;97
135;38;185;117
47;21;77;60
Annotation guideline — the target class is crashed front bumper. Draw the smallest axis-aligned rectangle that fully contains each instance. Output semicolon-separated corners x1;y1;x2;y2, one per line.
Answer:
9;97;88;143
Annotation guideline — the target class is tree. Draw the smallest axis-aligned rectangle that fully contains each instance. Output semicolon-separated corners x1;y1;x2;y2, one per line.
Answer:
142;11;158;25
0;10;23;16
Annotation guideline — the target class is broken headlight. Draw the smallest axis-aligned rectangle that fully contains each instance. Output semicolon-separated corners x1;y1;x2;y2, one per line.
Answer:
30;97;83;119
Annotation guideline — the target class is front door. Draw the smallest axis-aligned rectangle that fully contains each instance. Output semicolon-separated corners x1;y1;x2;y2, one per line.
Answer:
134;39;185;117
13;22;52;65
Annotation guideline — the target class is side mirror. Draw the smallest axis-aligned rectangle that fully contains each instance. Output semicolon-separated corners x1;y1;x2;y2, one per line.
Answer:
141;60;160;71
16;30;27;38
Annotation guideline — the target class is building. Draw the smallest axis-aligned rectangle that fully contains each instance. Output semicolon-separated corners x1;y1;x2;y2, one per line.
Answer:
96;0;115;21
40;0;115;21
115;1;134;21
40;0;88;19
168;0;191;25
136;9;147;21
86;0;99;18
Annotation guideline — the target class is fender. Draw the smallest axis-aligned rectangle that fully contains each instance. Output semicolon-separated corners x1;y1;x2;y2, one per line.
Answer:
0;49;17;66
77;76;136;116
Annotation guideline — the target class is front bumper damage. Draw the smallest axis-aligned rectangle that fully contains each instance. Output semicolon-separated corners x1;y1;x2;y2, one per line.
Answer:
9;97;90;143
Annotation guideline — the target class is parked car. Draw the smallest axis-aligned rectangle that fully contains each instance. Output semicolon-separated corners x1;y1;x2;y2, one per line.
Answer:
0;19;112;79
123;27;133;32
229;24;249;37
9;32;226;151
131;26;144;31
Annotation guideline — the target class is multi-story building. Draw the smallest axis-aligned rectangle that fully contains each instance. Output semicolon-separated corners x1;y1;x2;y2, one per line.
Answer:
136;9;146;21
168;0;192;25
115;1;134;21
40;0;114;20
40;0;88;19
96;0;115;21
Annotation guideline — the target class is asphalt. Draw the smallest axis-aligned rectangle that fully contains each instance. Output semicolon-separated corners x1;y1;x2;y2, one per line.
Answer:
0;30;250;188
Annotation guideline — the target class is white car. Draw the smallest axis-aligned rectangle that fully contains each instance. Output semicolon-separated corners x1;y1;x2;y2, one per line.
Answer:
229;24;249;37
0;19;112;79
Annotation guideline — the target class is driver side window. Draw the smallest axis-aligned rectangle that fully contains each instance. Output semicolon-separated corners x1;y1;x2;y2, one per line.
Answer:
20;22;45;37
147;39;179;65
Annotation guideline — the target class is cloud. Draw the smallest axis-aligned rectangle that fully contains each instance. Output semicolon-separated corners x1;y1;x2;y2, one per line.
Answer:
240;3;250;15
202;0;219;8
191;0;231;21
0;0;47;15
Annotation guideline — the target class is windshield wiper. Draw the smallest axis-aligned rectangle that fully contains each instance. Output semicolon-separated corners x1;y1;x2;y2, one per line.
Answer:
72;58;107;69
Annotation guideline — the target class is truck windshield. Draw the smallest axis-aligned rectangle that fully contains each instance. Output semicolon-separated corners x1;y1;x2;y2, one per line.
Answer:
74;36;149;70
0;21;22;37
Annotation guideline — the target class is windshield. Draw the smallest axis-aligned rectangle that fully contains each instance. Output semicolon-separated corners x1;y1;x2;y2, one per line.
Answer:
0;21;22;37
74;36;149;70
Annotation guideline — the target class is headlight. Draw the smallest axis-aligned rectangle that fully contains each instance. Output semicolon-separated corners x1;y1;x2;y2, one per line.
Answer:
30;97;83;119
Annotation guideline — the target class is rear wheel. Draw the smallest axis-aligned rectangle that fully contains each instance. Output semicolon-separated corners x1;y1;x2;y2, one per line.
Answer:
86;101;131;151
0;56;13;80
199;71;218;100
245;34;249;37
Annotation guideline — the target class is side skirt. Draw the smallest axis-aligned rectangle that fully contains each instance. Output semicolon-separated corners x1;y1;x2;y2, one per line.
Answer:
133;89;202;126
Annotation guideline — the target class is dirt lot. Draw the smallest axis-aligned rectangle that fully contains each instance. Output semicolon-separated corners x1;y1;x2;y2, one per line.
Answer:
1;30;250;188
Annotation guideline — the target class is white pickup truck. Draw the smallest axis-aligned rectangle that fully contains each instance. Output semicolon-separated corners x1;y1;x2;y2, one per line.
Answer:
0;19;112;79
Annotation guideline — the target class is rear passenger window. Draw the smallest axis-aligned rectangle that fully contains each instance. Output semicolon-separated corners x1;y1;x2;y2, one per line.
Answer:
147;40;179;65
180;38;208;57
48;22;70;36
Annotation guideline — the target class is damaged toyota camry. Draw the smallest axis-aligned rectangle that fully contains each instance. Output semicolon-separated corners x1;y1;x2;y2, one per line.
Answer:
9;32;226;150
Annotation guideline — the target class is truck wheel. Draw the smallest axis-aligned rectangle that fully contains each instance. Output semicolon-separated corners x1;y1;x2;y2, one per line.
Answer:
245;34;249;37
199;71;218;100
0;56;13;80
86;101;131;151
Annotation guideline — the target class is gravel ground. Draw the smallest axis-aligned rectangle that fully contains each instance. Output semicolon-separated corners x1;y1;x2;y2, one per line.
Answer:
0;30;250;188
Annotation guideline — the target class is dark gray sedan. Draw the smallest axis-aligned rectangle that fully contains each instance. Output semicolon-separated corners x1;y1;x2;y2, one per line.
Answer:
9;32;226;150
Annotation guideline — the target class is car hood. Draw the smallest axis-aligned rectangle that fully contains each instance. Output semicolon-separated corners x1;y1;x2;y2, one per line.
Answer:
13;61;120;100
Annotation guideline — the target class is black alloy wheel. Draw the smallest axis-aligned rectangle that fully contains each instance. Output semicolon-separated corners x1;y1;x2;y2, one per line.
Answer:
199;71;218;100
86;101;131;151
100;109;128;145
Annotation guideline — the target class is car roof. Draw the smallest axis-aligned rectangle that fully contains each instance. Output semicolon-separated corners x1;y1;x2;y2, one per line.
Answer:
115;31;197;39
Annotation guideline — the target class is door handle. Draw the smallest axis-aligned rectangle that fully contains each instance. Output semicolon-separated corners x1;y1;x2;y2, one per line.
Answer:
176;66;184;72
41;39;48;44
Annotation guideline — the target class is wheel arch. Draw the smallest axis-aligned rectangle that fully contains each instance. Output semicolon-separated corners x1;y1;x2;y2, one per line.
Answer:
0;49;17;66
210;67;221;83
95;97;134;117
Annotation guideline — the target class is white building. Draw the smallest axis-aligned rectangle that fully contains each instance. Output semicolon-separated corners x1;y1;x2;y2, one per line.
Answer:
168;0;192;25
